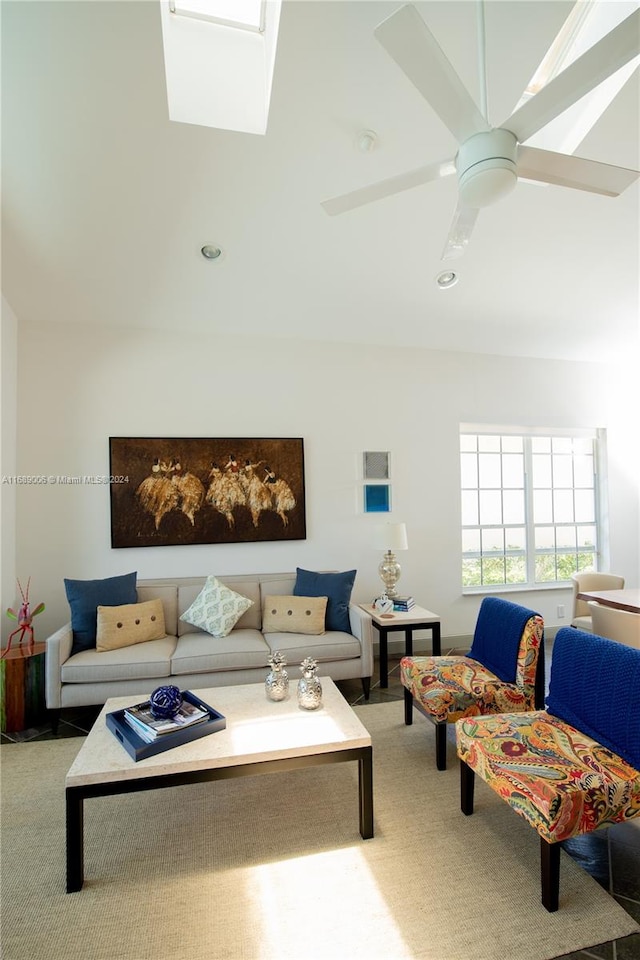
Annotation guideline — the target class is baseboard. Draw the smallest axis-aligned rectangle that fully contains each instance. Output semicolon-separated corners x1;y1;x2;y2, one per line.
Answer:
376;626;563;658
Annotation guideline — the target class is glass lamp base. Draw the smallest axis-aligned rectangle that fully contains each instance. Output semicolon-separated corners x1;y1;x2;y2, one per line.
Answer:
378;551;401;598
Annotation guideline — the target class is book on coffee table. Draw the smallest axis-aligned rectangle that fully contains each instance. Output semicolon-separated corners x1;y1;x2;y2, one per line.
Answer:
106;690;226;761
124;698;209;742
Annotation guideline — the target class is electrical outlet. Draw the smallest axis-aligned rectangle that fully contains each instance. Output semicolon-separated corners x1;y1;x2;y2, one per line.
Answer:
557;605;565;619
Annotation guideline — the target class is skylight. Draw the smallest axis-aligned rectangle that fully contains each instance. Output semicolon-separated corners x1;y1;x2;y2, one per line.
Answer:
514;0;640;155
159;0;282;134
169;0;265;32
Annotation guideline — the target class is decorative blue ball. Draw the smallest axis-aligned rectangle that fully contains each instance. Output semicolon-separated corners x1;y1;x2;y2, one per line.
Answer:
149;684;183;719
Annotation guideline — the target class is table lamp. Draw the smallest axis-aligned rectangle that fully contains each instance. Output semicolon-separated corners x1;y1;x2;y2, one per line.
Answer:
376;522;408;598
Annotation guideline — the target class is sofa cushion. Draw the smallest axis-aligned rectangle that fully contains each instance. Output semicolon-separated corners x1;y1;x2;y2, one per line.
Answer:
61;635;176;684
262;595;327;635
263;630;361;665
65;572;138;655
96;599;166;652
137;585;179;636
170;628;270;675
293;568;356;633
180;576;254;638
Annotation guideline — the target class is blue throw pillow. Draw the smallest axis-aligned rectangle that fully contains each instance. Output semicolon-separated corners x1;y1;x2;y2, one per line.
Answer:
293;568;356;633
65;572;137;655
547;627;640;771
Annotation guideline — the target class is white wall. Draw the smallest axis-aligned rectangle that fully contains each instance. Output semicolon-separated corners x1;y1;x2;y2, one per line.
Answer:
8;317;640;648
1;298;18;643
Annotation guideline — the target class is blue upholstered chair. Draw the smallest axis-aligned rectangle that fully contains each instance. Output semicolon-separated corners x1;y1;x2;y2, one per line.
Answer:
457;628;640;911
401;597;545;770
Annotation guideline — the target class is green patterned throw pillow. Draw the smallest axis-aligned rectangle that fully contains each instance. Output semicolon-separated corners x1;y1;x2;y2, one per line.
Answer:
180;576;253;638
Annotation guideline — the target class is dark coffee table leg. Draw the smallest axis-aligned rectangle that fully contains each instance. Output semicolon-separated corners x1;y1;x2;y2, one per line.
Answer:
66;788;84;892
359;747;374;839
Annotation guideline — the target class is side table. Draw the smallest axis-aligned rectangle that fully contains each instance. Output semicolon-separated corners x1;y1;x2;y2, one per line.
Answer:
359;604;441;688
0;641;47;733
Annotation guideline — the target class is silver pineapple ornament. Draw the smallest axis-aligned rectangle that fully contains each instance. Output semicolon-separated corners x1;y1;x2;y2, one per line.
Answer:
265;650;289;701
297;656;322;710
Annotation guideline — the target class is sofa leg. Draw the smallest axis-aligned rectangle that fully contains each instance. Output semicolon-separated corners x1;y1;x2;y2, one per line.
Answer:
403;687;413;725
50;709;60;735
460;761;475;814
361;677;371;701
435;722;447;770
540;839;560;912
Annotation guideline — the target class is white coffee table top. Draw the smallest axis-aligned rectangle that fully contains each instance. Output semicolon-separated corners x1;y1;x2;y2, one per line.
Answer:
66;678;371;788
359;603;440;625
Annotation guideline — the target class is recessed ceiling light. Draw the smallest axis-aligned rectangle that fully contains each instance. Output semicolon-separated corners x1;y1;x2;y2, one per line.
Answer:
436;270;458;289
201;244;223;260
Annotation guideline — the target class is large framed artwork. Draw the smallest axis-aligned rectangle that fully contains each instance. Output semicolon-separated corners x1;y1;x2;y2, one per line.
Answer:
109;437;306;548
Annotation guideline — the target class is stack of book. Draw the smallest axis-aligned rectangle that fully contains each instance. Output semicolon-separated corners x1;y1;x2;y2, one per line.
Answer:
123;698;210;744
392;596;415;612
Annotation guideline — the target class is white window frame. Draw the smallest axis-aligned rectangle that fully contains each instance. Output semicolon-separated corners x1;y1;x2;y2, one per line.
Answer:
460;424;607;594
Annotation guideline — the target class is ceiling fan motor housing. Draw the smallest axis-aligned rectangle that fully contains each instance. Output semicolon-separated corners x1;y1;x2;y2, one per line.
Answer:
457;129;518;208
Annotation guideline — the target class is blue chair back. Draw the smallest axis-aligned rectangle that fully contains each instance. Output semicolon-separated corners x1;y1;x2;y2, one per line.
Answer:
547;627;640;771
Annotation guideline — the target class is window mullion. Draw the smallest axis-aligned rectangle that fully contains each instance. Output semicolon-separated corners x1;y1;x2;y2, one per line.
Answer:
523;439;536;584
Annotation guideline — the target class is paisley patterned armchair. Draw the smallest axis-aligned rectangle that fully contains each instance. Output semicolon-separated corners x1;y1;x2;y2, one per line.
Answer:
400;597;545;770
456;627;640;911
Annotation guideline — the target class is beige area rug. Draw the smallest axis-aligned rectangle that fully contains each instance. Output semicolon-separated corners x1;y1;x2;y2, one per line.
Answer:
1;701;638;960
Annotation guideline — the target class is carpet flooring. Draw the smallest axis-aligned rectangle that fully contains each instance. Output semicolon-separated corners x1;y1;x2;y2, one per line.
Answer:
1;700;638;960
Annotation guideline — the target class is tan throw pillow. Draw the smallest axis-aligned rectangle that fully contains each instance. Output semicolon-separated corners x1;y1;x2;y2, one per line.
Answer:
262;595;327;635
96;598;166;652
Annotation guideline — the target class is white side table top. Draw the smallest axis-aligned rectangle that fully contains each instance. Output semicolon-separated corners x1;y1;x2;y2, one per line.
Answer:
358;603;440;626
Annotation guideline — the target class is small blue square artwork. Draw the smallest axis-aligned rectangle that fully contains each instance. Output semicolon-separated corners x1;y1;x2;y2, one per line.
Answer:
364;484;390;513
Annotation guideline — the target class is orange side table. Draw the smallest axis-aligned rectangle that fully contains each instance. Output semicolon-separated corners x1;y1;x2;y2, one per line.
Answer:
0;641;47;732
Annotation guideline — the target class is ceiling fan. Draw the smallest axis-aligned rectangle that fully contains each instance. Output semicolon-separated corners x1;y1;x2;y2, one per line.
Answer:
321;3;640;260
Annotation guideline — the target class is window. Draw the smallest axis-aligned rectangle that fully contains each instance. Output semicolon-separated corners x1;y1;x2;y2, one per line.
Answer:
460;429;602;590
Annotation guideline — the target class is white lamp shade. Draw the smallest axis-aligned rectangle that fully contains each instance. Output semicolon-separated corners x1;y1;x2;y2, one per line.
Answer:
376;522;408;551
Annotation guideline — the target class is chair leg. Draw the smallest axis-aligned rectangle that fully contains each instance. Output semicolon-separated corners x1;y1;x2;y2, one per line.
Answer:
361;677;371;701
435;722;447;770
403;687;413;725
540;838;560;912
460;761;475;814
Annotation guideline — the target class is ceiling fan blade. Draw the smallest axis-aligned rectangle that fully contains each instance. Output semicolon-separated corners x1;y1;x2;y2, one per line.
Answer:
441;204;480;261
505;8;640;144
374;4;489;144
321;159;456;216
518;145;640;196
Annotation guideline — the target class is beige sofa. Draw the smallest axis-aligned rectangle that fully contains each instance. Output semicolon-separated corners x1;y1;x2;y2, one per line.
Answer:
45;573;374;724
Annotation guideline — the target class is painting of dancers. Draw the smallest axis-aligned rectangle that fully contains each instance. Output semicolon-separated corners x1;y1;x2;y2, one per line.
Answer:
109;437;306;547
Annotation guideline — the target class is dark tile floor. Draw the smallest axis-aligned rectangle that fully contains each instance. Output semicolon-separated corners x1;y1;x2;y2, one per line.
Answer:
3;649;639;960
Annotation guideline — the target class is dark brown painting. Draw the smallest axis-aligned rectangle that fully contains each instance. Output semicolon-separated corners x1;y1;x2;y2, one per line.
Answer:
109;438;306;548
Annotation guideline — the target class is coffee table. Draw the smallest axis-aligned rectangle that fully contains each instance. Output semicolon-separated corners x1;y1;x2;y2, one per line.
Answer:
65;678;373;892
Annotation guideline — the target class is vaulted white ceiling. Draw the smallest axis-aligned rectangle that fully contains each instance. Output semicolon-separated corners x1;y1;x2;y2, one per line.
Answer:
2;1;639;362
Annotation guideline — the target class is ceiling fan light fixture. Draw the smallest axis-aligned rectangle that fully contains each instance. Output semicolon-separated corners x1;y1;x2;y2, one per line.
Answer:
459;162;517;207
457;129;518;208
